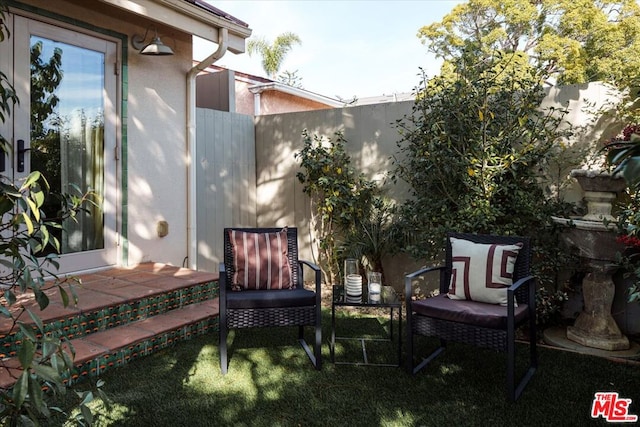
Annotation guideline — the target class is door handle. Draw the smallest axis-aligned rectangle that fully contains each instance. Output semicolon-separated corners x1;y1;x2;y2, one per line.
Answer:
17;139;30;173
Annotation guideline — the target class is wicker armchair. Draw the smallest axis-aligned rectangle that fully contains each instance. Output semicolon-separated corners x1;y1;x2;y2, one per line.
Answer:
219;227;322;374
405;233;537;401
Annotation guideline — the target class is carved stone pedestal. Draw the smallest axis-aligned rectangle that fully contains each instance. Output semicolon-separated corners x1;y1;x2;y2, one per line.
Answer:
566;262;630;351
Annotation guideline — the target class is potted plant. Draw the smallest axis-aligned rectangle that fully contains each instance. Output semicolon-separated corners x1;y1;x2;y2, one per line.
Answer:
338;196;399;285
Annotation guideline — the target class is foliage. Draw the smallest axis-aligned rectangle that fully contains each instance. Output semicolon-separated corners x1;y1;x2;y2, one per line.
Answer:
0;4;16;159
418;0;640;89
535;287;569;330
613;239;640;303
338;196;400;284
392;48;573;288
277;69;303;88
295;130;378;285
0;173;106;426
611;190;640;303
0;4;105;424
247;32;302;79
605;123;640;302
606;124;640;189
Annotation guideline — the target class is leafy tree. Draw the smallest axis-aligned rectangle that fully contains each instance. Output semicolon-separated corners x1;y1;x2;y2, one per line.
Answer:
392;48;573;288
418;0;640;89
247;32;302;79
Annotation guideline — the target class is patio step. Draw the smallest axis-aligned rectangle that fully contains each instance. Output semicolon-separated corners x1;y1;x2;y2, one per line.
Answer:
0;263;220;390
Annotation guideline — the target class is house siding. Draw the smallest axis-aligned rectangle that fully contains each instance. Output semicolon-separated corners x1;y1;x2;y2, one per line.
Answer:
14;0;195;268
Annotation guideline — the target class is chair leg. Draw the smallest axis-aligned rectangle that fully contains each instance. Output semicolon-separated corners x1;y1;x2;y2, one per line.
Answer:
220;324;228;375
406;315;414;373
508;328;537;401
507;334;516;401
315;316;322;370
413;339;446;375
298;325;320;370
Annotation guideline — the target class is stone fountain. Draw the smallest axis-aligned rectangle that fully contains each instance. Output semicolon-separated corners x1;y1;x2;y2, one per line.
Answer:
551;169;631;351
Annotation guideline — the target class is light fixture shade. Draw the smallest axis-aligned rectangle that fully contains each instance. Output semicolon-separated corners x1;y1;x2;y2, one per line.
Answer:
140;36;174;56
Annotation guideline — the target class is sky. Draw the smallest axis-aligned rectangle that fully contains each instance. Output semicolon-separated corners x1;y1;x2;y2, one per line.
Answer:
194;1;465;100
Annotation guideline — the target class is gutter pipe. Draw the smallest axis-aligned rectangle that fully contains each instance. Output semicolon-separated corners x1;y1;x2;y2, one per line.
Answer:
186;27;228;270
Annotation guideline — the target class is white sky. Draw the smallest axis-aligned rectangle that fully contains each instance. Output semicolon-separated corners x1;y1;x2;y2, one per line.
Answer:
194;0;465;99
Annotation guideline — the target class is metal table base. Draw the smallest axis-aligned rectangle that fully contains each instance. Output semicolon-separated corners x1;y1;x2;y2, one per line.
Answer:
330;285;402;367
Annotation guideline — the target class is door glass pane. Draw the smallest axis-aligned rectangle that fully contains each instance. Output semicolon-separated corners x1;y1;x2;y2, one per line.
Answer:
30;36;104;253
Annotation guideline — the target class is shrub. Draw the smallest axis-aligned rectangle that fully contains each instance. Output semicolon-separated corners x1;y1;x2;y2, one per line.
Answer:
392;48;574;289
295;130;377;285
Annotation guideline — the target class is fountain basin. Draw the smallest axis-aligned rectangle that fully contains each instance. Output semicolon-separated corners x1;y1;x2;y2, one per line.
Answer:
551;217;621;262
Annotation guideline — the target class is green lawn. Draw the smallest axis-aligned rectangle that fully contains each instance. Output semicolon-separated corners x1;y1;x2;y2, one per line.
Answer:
48;311;640;426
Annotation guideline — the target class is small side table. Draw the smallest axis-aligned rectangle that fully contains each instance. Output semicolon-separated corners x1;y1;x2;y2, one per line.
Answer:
330;284;402;367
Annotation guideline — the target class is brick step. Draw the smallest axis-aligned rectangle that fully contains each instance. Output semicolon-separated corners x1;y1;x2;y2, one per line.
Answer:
0;298;219;389
0;263;220;390
0;263;218;358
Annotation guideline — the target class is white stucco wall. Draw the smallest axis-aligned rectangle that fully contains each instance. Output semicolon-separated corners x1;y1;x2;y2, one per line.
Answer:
22;0;195;268
126;43;191;266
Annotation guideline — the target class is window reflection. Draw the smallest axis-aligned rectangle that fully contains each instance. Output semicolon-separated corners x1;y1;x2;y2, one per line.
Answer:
30;36;105;253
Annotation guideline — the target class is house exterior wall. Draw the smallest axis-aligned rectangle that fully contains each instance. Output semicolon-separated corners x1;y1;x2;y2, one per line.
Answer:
227;80;336;116
18;0;194;268
256;90;335;116
233;80;256;115
196;71;235;112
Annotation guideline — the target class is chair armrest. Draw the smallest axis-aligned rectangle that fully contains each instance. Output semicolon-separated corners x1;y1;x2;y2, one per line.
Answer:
219;262;227;291
298;259;322;293
507;275;536;320
509;275;535;293
219;262;227;312
404;265;445;307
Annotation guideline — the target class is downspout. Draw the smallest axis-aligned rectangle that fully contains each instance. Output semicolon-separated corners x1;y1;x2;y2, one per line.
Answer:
186;27;228;270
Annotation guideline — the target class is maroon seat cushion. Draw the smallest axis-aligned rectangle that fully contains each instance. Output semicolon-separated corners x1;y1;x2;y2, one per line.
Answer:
412;293;529;329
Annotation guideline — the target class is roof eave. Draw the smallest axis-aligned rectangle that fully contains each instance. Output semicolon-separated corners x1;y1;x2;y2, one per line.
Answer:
248;82;343;108
97;0;251;54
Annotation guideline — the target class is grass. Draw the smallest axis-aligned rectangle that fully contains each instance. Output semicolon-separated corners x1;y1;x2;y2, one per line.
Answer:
47;310;640;426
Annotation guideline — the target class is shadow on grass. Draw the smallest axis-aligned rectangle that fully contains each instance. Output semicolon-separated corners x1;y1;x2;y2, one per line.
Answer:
46;309;640;427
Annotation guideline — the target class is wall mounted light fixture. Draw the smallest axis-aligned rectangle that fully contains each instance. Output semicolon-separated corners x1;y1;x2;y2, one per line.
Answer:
131;26;174;56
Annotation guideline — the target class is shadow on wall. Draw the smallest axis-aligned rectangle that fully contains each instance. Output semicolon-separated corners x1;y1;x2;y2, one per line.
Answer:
196;82;621;279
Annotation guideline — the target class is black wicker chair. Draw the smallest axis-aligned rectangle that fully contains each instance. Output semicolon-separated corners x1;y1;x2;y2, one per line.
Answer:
219;227;322;374
405;233;537;401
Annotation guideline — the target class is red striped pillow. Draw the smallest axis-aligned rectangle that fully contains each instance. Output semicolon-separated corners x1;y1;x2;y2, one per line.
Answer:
229;229;292;290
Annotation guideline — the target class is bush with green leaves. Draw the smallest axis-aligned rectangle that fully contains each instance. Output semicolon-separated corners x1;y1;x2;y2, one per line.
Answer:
392;48;574;290
295;130;379;285
0;173;106;426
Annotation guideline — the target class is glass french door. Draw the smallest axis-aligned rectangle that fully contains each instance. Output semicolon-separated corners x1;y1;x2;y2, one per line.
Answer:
1;15;118;274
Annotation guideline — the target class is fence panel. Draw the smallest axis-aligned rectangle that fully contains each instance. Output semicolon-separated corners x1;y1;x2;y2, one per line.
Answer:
196;108;256;272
